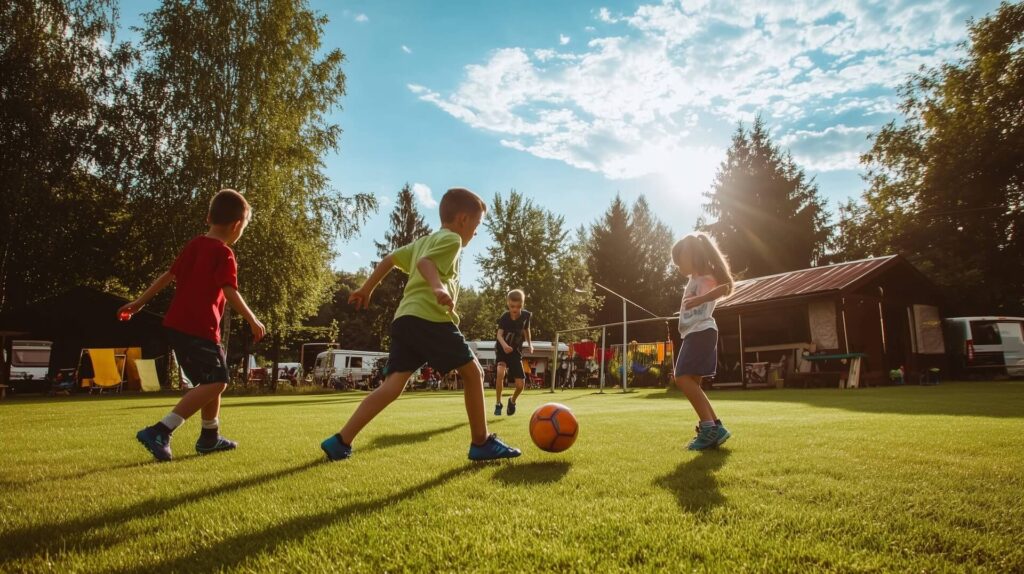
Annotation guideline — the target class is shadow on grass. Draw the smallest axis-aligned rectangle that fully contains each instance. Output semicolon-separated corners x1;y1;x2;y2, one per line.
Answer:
557;391;607;401
118;394;367;411
113;463;485;573
3;454;201;491
655;449;730;517
640;382;1024;418
492;461;570;485
362;422;468;452
0;458;325;562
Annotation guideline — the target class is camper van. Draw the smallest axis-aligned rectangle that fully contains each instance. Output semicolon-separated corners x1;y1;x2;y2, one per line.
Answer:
945;317;1024;377
9;340;52;381
312;349;388;387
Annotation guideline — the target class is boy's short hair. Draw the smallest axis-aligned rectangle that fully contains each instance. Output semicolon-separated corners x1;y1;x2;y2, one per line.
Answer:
507;289;525;303
209;189;251;225
439;188;486;223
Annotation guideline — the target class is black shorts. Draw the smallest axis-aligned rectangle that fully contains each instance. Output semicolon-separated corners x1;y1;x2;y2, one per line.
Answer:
166;328;230;385
495;350;527;380
386;315;476;376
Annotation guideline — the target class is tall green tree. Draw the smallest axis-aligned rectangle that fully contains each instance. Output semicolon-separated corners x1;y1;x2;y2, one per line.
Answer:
0;0;136;311
128;0;375;348
699;115;832;278
477;191;597;341
584;195;677;340
586;195;634;328
369;184;432;348
455;286;492;342
629;195;677;315
838;1;1024;314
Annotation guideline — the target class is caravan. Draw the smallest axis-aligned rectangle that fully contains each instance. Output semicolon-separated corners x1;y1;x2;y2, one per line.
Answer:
9;340;52;382
312;349;388;387
945;317;1024;377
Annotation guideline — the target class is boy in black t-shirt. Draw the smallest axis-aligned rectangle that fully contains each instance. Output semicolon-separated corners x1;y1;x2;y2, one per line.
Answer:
494;289;533;416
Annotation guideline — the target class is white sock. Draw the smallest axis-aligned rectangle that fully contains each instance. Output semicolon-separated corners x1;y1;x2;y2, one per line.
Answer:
160;413;185;431
201;418;219;430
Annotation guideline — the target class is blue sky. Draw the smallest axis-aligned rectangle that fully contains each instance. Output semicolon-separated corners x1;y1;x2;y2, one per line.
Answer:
122;0;1002;286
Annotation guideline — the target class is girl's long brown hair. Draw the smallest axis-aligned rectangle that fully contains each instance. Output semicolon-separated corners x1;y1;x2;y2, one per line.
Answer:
672;232;734;295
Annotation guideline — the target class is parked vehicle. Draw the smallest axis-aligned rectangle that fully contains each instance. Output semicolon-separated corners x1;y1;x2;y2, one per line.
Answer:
9;340;52;381
312;349;389;388
945;316;1024;377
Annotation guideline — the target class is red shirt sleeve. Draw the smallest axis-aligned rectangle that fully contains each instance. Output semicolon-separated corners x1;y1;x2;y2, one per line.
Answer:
216;248;239;290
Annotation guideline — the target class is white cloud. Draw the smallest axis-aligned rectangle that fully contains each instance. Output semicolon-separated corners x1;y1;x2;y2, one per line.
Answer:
411;0;985;191
352;251;362;258
411;183;437;208
780;125;876;171
401;45;412;54
559;34;571;45
354;13;368;23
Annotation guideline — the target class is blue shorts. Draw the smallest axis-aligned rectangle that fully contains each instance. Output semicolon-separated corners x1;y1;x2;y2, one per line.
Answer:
674;328;718;377
386;315;476;376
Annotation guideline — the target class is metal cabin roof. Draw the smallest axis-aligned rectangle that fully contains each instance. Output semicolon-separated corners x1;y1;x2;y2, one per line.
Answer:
717;255;900;311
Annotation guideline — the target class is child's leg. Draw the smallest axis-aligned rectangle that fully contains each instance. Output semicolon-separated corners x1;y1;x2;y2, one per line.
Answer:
674;375;718;422
457;360;489;445
338;371;412;444
511;377;525;403
494;363;506;404
171;383;228;419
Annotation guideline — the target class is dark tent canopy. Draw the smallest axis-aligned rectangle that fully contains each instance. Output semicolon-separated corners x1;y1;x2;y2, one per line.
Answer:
0;286;170;389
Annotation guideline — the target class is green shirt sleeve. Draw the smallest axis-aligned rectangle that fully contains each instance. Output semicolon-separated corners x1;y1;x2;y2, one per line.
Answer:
421;232;462;276
391;242;415;274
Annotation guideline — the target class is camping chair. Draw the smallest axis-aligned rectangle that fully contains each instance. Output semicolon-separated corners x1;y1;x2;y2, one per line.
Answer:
80;349;126;394
134;358;162;392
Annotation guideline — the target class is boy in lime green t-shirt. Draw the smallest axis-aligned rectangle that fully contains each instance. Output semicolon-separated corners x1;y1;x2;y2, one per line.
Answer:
320;188;521;462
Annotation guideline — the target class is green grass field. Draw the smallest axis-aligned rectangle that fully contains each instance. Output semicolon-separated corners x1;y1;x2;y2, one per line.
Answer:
2;382;1023;573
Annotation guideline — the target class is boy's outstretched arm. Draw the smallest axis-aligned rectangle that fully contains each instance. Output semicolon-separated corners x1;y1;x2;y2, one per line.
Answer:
525;326;534;354
224;287;266;342
118;271;174;317
416;257;453;311
349;254;396;310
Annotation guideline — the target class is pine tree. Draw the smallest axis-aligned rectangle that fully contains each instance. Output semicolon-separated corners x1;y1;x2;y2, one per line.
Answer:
699;115;832;278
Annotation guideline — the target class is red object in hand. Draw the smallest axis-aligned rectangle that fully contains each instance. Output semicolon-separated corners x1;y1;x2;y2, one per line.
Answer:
119;311;132;321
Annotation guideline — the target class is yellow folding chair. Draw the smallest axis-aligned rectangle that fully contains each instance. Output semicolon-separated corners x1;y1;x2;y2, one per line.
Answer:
81;349;126;394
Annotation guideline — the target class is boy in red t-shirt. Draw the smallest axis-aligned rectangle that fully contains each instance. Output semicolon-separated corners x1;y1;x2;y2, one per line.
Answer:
119;189;265;462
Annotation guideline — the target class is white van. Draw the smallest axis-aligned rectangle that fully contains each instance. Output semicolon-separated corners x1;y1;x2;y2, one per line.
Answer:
10;340;52;381
945;317;1024;376
312;349;388;386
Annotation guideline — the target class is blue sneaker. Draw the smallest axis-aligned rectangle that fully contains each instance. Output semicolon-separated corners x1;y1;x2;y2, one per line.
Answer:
195;436;238;455
507;400;517;416
686;425;722;451
693;420;731;448
320;434;353;461
494;402;503;416
468;433;521;461
136;426;172;462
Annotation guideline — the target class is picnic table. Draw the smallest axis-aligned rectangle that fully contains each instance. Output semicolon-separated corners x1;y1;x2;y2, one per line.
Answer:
800;352;867;389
